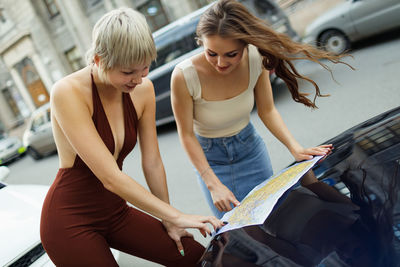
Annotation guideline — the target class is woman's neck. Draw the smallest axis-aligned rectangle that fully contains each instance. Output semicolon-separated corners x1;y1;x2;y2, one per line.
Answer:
91;65;122;101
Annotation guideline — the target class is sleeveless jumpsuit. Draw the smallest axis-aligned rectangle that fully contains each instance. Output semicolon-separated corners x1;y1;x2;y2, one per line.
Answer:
40;73;204;266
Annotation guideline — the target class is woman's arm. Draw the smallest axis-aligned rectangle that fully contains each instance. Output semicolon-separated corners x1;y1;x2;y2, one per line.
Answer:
254;70;331;161
135;79;197;253
136;79;169;203
51;78;222;234
170;67;240;212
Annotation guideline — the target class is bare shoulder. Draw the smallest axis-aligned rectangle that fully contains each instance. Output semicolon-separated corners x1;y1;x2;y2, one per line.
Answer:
132;77;154;99
51;67;92;107
130;77;155;120
171;66;190;96
171;65;184;83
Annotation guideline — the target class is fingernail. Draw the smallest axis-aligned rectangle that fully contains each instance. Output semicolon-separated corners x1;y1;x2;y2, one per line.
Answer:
223;221;229;225
180;249;185;256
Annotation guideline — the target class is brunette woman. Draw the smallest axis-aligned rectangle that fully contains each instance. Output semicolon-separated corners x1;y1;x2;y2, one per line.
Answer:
171;0;350;218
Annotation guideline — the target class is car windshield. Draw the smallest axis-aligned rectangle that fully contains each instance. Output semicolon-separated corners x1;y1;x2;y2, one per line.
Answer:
151;16;200;71
254;0;278;16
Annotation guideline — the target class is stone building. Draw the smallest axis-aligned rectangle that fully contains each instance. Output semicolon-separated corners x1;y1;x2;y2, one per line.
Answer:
0;0;211;133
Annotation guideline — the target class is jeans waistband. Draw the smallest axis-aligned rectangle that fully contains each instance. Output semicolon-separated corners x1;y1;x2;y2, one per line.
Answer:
196;123;255;143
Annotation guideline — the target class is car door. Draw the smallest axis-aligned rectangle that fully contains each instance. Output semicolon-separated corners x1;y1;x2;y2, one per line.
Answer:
30;109;53;153
349;0;400;39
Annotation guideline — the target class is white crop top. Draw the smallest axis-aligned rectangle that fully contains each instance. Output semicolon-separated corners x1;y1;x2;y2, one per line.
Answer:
176;44;263;138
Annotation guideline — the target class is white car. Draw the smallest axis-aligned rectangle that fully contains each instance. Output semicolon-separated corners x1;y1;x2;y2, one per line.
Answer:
0;133;26;166
303;0;400;54
22;103;57;160
0;167;119;266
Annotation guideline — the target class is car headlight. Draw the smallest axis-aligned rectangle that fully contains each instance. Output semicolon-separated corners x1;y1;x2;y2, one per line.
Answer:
18;147;26;154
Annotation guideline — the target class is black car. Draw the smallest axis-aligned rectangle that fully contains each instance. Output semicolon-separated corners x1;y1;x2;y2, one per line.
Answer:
200;106;400;267
149;0;299;126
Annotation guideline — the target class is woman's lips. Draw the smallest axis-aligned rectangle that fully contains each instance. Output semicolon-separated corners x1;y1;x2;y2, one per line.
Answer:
217;65;229;71
125;84;136;90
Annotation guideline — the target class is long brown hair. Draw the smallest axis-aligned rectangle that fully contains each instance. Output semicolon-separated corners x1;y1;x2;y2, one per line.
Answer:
196;0;353;108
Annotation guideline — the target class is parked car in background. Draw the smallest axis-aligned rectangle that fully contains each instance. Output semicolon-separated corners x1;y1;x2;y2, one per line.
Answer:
200;105;400;266
0;133;25;166
23;103;57;160
150;0;299;126
303;0;400;54
0;166;120;266
0;171;54;266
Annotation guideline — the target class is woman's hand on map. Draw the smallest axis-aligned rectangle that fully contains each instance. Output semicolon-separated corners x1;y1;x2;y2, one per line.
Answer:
291;144;333;162
210;181;241;212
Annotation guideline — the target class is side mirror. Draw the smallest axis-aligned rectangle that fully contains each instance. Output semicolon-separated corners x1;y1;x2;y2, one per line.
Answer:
0;166;10;181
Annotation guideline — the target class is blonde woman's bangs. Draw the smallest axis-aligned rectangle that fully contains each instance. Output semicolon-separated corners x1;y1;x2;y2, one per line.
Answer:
88;7;156;70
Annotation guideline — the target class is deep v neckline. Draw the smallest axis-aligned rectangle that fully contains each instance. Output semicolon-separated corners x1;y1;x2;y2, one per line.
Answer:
91;72;128;160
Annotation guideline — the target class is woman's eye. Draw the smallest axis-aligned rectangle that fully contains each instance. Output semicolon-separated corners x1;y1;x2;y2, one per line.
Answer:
207;52;217;57
227;53;238;58
122;71;133;75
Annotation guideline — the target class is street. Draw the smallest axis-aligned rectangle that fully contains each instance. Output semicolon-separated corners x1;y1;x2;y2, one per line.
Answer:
4;30;400;266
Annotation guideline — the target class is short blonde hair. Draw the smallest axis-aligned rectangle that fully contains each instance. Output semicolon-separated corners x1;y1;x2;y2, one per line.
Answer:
86;7;156;71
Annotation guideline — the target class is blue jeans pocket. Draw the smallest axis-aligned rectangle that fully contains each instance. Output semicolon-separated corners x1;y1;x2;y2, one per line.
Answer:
197;136;212;152
236;123;257;144
236;132;256;144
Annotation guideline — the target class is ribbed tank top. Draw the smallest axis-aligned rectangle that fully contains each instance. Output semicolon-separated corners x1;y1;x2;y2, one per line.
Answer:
176;44;263;138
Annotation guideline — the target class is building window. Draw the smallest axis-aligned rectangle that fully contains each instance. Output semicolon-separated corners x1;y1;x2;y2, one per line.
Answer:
1;88;20;118
65;47;85;72
43;0;60;18
0;7;6;23
81;0;102;11
138;0;169;32
0;7;14;37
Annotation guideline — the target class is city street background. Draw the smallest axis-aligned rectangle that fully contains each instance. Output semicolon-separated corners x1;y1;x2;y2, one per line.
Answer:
3;0;400;266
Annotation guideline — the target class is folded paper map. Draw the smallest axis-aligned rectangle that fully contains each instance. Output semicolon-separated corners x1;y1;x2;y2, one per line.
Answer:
215;155;323;235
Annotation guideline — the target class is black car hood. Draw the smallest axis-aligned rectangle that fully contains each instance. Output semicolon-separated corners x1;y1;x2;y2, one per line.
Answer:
200;106;400;267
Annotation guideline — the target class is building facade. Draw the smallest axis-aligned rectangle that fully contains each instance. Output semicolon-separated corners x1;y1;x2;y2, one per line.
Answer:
0;0;212;133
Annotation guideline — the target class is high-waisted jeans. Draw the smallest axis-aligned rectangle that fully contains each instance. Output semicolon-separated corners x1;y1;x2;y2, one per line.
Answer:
196;123;273;218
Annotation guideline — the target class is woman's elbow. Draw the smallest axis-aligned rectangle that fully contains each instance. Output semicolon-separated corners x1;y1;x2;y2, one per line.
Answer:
257;106;277;118
98;171;121;193
180;131;196;146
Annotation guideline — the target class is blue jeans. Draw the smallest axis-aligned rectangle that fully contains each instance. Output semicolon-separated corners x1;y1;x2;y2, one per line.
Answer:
195;123;273;218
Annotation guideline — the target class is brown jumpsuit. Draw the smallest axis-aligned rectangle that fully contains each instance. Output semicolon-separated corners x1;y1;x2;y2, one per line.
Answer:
40;73;204;266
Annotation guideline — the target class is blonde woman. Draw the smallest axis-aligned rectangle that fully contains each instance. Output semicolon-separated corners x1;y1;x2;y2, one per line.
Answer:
40;8;222;266
171;0;349;219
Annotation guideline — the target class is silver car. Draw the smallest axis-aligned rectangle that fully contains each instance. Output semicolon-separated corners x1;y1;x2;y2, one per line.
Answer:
303;0;400;54
23;103;57;160
0;133;26;166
